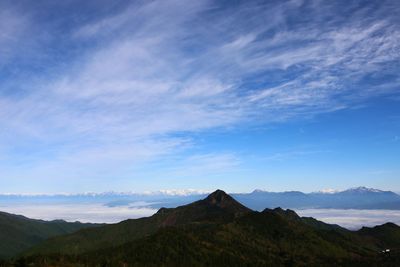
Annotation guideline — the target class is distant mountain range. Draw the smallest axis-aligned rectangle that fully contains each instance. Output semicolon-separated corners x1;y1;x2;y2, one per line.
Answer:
233;187;400;210
2;186;400;211
2;190;399;266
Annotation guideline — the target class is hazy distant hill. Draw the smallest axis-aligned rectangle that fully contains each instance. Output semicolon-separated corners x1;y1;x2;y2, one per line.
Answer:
14;190;400;266
232;187;400;210
0;212;98;259
2;187;399;212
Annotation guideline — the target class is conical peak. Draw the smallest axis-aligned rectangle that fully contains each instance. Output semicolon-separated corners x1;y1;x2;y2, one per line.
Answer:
203;190;251;213
205;189;230;204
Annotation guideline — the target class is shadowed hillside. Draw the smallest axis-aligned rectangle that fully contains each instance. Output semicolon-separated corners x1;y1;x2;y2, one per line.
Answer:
0;212;98;259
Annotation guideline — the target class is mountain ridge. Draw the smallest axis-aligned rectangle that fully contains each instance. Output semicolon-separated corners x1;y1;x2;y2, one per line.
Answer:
0;211;99;259
22;190;250;256
3;186;399;214
11;190;400;266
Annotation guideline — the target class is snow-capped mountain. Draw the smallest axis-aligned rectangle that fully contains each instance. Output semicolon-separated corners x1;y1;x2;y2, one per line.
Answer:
314;188;340;194
1;187;399;210
340;186;385;194
233;187;400;210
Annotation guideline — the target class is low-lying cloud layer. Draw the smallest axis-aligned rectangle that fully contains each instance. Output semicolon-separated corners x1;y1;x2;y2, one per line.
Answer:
297;209;400;229
0;203;158;224
1;201;400;229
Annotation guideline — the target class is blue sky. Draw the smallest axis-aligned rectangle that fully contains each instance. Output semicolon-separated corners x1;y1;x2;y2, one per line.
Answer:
0;0;399;193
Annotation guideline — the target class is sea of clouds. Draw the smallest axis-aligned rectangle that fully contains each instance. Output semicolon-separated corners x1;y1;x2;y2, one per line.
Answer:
0;202;158;223
296;209;400;229
1;201;400;229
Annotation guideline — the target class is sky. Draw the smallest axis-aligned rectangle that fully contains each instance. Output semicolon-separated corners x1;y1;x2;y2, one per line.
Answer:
0;0;399;194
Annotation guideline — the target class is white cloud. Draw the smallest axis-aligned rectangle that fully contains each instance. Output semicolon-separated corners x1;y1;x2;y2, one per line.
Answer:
261;149;331;162
144;189;211;196
0;203;157;223
297;209;400;230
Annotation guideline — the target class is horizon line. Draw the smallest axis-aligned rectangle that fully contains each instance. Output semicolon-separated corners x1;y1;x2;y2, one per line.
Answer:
0;186;396;196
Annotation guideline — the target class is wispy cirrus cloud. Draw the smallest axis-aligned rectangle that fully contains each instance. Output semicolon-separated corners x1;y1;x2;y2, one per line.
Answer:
262;149;331;162
0;0;398;192
0;8;29;65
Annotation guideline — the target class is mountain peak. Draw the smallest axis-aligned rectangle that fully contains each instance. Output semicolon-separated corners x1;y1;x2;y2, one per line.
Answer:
252;189;268;193
342;186;383;193
205;189;228;202
204;189;251;214
154;190;251;227
263;207;301;221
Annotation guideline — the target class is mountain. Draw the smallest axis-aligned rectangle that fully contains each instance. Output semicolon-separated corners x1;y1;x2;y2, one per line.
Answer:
0;211;98;259
23;190;251;256
311;187;400;209
341;186;386;194
14;190;400;266
232;190;311;210
358;223;400;248
232;187;400;210
2;186;399;213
